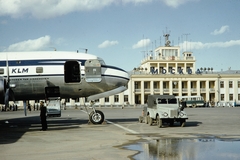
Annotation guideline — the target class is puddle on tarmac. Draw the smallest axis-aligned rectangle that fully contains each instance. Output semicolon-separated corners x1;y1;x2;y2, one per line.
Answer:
124;138;240;160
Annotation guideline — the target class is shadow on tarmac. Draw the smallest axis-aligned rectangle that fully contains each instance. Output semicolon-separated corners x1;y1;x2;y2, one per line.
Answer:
0;115;88;144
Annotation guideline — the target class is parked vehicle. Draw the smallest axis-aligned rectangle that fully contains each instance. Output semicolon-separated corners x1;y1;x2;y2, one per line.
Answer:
139;95;188;127
176;95;204;108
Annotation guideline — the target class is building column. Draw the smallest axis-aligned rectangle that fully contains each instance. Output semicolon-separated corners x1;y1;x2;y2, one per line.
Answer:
130;80;135;105
197;80;200;95
141;81;144;104
215;79;219;102
109;95;114;107
178;80;182;96
188;80;191;96
160;80;163;95
206;80;209;101
169;80;173;95
150;80;154;95
119;92;124;106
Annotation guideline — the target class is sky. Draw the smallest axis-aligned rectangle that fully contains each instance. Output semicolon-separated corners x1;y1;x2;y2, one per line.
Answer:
0;0;240;72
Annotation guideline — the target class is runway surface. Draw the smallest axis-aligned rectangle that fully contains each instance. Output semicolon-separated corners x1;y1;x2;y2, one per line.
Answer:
1;107;240;160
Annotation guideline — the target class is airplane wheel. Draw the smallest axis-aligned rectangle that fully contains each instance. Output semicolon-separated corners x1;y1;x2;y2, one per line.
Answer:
89;110;105;124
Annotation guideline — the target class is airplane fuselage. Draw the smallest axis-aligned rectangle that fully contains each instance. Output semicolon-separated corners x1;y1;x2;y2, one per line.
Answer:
0;51;129;102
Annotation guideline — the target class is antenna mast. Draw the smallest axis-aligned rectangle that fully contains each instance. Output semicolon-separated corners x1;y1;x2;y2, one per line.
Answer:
183;33;190;51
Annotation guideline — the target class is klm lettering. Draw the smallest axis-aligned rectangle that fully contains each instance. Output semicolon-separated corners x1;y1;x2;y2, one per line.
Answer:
12;68;29;73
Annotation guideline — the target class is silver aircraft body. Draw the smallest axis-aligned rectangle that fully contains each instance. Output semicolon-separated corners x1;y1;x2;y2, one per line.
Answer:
0;51;129;124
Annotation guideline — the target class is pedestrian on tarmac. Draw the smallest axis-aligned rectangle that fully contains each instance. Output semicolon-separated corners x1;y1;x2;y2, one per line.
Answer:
40;101;47;131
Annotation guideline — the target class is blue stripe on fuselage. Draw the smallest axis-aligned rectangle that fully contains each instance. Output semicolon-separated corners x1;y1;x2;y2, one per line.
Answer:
0;59;86;66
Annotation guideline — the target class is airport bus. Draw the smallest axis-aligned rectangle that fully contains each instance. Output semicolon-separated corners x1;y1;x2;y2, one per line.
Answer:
176;96;205;108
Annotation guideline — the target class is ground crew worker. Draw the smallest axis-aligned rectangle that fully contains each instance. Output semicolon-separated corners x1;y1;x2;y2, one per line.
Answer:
40;101;47;131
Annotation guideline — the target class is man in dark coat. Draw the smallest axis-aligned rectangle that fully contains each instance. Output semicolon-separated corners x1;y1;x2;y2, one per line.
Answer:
40;101;47;131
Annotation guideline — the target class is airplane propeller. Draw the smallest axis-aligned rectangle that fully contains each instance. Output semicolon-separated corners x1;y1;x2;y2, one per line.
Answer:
3;53;21;115
4;53;10;109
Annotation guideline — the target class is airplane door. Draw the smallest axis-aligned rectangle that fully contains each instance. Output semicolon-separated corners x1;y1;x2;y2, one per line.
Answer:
85;59;102;82
64;61;81;83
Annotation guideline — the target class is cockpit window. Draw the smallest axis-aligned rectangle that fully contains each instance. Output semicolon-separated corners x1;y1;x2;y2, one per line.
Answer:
97;57;105;65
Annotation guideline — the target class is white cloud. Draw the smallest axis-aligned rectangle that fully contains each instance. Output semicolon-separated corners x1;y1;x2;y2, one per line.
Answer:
122;0;152;4
0;0;152;19
161;0;199;8
211;25;229;35
98;40;119;48
180;39;240;50
5;35;51;51
132;39;151;49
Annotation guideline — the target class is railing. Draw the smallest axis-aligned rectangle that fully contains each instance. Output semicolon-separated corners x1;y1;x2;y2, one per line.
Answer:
173;89;179;92
141;56;195;62
163;89;169;92
134;89;141;92
191;88;197;92
200;88;206;92
144;89;151;92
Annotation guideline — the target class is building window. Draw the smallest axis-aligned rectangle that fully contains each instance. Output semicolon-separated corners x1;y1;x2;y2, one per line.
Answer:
65;98;70;102
144;81;150;89
75;98;80;102
163;82;167;88
124;95;128;102
220;81;224;88
135;81;140;89
238;94;240;101
159;67;164;73
114;95;119;102
105;97;109;103
229;94;233;101
238;81;240;88
221;94;224;101
168;66;173;72
154;81;159;89
229;81;233;88
95;99;99;102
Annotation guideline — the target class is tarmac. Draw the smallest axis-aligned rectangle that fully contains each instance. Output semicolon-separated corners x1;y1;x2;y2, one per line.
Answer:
1;106;240;160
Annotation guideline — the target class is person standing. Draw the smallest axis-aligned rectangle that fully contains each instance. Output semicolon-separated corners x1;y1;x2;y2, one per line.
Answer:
40;101;47;131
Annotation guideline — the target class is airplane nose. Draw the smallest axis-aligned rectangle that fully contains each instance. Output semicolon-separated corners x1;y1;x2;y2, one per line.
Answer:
115;67;130;84
102;65;129;88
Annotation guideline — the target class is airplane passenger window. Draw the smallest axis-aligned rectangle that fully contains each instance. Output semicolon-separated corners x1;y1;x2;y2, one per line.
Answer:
36;67;43;73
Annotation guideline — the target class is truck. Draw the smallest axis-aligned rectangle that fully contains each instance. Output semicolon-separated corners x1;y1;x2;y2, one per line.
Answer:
139;95;188;127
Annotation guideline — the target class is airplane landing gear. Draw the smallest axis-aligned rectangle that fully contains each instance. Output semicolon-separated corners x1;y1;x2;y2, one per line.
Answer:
84;101;105;124
89;110;104;124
